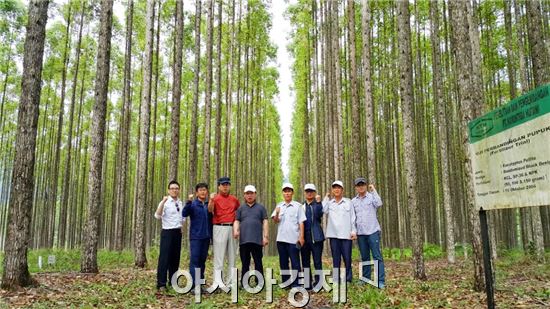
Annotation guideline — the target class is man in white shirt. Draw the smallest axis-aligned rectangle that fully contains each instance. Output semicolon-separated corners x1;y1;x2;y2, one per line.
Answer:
272;183;306;288
322;180;357;283
154;180;185;291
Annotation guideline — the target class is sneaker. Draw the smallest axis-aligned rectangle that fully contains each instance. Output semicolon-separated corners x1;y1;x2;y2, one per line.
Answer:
378;283;385;289
156;286;167;295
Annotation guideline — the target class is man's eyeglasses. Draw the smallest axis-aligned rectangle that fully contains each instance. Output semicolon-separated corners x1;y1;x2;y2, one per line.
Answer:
169;187;180;190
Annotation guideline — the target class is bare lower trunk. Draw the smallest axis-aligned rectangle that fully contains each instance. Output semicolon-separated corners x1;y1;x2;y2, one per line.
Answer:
1;0;50;289
80;0;113;274
430;0;455;264
397;0;426;280
134;0;155;268
449;0;486;292
114;0;134;252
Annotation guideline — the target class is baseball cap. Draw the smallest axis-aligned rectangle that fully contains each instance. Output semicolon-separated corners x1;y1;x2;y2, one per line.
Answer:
282;183;294;190
218;176;231;185
244;185;256;193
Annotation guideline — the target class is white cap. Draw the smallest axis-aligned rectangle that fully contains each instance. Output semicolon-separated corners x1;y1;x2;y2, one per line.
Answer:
331;180;344;188
282;183;294;190
244;185;256;193
304;183;317;191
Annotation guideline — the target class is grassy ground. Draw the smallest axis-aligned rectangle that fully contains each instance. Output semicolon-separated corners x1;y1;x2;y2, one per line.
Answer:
0;245;548;308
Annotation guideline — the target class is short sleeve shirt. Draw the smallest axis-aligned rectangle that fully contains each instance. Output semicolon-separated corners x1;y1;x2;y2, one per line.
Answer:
236;202;267;245
271;201;306;244
211;194;240;224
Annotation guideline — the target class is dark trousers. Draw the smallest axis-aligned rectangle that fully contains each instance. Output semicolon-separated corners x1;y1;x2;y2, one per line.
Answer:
190;238;210;288
277;241;301;287
329;238;352;282
239;243;264;286
156;228;182;288
300;240;324;288
357;231;385;286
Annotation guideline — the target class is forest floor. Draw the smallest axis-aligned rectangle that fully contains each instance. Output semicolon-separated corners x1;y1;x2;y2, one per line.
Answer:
0;246;548;308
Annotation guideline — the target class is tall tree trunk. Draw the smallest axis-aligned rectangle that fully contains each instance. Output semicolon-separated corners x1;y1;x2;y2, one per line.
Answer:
525;0;549;263
214;0;223;179
134;0;155;268
114;0;133;252
169;0;184;182
361;0;375;182
80;0;113;273
449;0;486;292
1;0;49;289
332;1;344;181
224;0;236;177
52;2;73;249
430;0;455;264
67;2;88;249
147;0;162;249
347;0;360;178
188;0;202;190
396;0;426;281
202;0;214;183
513;0;534;250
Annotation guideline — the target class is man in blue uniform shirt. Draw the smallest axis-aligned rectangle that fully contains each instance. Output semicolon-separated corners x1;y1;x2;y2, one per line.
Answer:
182;183;211;291
300;183;325;290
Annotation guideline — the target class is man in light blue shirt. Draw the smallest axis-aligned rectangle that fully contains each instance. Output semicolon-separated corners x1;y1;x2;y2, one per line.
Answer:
322;180;357;283
272;183;306;288
352;177;385;288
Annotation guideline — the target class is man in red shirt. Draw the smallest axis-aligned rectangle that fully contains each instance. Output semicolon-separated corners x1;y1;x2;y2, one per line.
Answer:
209;176;240;288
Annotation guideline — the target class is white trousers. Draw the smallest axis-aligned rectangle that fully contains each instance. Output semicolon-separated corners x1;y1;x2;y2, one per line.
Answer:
212;225;237;286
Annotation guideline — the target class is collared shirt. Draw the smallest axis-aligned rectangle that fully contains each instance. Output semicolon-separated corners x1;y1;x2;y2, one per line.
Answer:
154;196;185;229
322;197;356;239
211;193;240;224
271;200;306;244
352;191;383;235
182;198;211;240
235;202;268;245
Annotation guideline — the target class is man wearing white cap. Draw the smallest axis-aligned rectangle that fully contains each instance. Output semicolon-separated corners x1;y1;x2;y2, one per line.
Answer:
300;183;325;290
233;185;268;287
272;183;306;288
322;180;357;283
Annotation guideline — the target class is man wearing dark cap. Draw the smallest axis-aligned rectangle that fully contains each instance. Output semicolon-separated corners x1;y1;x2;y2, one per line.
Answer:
352;177;384;289
209;176;240;288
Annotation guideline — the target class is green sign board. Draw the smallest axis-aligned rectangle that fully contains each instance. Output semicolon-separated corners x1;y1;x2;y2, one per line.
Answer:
468;84;550;210
469;84;550;143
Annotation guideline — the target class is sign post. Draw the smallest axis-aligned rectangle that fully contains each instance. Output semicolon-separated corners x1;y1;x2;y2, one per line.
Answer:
479;208;495;309
468;84;550;308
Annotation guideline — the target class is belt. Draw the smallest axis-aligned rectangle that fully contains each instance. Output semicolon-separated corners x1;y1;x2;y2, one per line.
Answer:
214;223;233;226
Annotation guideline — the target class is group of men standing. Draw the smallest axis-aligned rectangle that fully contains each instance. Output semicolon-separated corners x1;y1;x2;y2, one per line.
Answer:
154;176;385;293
